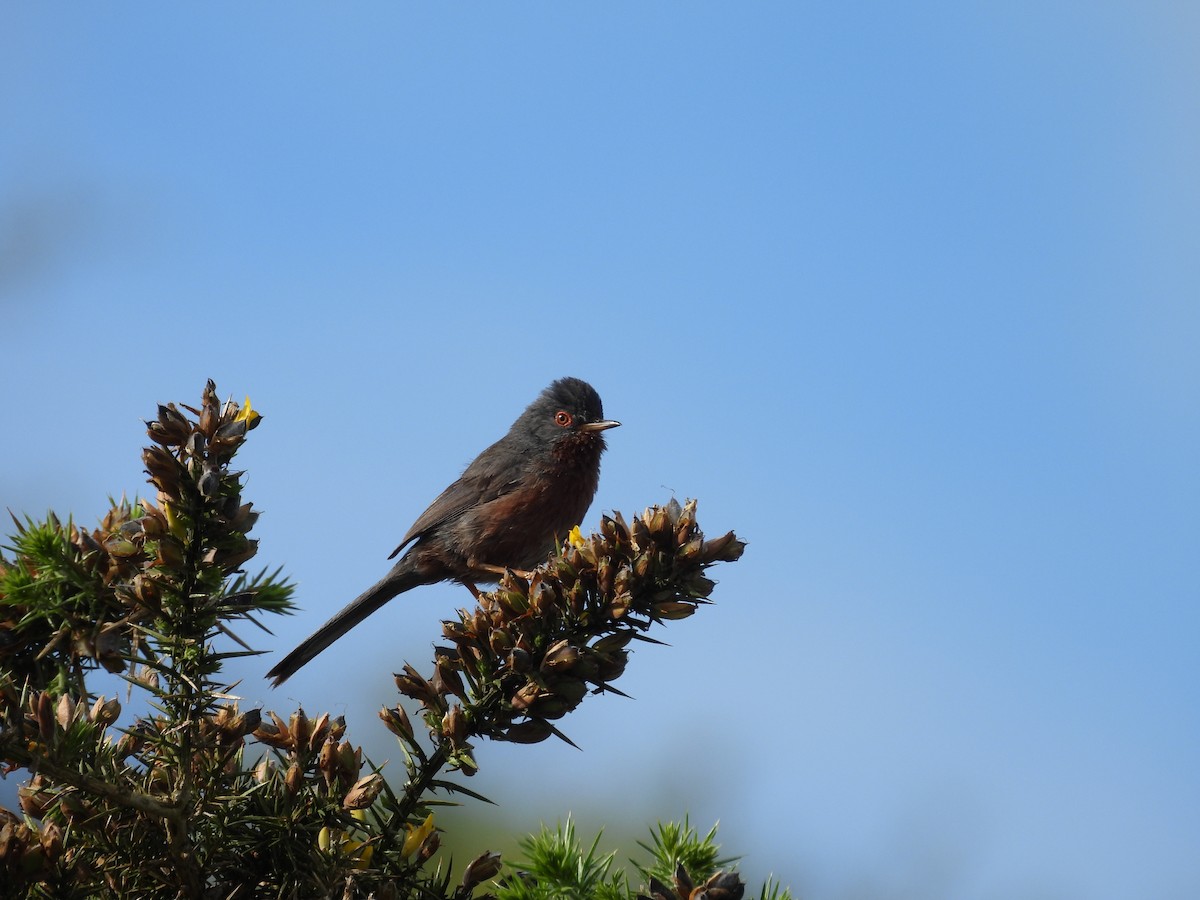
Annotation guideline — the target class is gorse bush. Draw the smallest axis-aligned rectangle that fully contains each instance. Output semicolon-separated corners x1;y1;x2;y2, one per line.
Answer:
0;381;784;900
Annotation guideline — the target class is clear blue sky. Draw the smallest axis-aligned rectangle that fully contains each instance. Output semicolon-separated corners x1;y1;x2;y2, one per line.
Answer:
2;5;1197;898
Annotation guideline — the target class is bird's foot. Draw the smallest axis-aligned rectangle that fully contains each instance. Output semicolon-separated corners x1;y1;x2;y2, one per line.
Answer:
467;560;535;581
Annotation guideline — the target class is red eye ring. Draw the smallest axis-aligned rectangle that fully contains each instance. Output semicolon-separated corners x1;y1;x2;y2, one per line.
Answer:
554;410;573;428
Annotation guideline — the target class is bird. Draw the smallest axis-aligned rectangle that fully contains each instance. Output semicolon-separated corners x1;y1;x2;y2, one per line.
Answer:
267;377;619;686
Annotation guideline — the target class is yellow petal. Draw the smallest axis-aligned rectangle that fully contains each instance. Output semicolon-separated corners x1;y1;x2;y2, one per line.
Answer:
355;844;374;868
162;499;187;540
401;813;435;857
234;396;262;429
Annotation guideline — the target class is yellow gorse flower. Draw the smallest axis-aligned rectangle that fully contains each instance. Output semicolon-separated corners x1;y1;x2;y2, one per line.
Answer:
401;813;435;858
233;396;262;429
161;499;187;540
317;810;375;870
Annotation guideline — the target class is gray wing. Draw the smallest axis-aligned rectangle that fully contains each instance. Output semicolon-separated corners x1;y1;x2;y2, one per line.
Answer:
388;441;525;559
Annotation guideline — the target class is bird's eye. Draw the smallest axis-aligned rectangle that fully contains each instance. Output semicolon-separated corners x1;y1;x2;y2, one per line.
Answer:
554;410;573;428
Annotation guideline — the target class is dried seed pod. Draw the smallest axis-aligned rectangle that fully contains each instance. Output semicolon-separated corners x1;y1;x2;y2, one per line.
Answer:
550;677;587;706
441;704;467;747
253;755;272;784
155;536;185;569
395;666;439;707
146;420;175;447
35;692;54;740
232;708;261;738
253;711;293;749
198;466;222;499
676;537;705;564
461;851;503;889
343;773;384;810
488;627;513;654
433;658;466;699
308;712;331;751
497;590;530;617
674;861;695;899
509;681;541;712
318;737;338;784
613;564;634;597
213;538;258;572
284;762;302;795
528;696;571;720
701;870;746;900
701;531;746;563
112;731;140;760
328;715;347;743
215;418;247;442
600;514;626;545
652;600;697;620
554;555;578;581
631;518;652;555
161;404;192;437
570;649;600;682
132;574;161;608
675;499;698;545
379;704;413;742
198;396;219;438
185;431;207;459
418;830;441;862
596;556;615;594
454;747;479;777
501;719;554;744
336;740;362;781
566;581;587;616
664;497;683;525
228;502;259;533
592;632;633;653
18;776;54;818
540;639;579;673
38;821;63;861
103;536;140;558
595;649;628;682
565;543;595;570
72;526;102;555
530;580;557;616
143;447;182;493
90;696;121;726
611;509;631;541
646;504;673;542
55;694;75;730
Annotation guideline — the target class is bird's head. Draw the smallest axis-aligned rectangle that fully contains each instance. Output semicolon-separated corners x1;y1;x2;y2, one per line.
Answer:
518;377;620;457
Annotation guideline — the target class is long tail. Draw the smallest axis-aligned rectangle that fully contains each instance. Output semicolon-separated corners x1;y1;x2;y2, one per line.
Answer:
267;564;425;686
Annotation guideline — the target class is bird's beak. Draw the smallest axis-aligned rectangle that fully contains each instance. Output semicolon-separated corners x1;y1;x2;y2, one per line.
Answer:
581;419;621;433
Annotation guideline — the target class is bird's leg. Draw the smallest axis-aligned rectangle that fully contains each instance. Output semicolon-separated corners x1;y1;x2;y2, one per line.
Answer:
462;580;482;600
467;559;535;581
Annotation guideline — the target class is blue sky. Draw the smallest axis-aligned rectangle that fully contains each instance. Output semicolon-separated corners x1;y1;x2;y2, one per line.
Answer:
2;4;1197;898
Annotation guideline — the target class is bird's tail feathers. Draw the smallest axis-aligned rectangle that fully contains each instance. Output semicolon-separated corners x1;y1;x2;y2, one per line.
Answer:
267;566;423;686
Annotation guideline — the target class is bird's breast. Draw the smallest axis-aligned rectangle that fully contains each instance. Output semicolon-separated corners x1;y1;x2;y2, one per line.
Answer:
450;459;600;571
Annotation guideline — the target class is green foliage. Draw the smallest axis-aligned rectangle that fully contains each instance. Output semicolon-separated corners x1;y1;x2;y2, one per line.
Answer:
0;380;768;900
496;818;626;900
493;818;792;900
755;877;796;900
634;819;736;890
